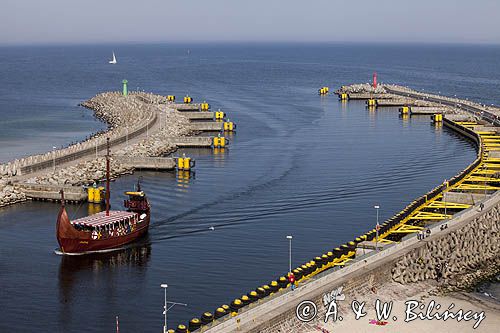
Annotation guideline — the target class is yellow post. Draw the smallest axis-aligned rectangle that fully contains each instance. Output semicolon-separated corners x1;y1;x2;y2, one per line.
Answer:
220;136;226;147
213;136;220;147
87;187;95;203
401;106;409;114
177;157;184;170
183;157;191;171
341;93;348;100
93;187;102;203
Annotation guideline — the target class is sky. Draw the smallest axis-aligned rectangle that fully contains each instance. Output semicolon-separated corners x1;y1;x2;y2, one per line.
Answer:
1;0;500;45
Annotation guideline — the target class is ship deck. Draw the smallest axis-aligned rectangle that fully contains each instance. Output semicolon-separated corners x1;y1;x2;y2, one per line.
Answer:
71;210;138;227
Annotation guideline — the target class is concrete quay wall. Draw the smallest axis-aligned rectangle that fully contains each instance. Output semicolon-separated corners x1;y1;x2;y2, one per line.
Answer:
208;190;499;332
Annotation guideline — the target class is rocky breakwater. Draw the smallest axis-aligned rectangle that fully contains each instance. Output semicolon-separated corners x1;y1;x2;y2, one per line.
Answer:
337;82;387;94
0;92;194;207
392;205;500;292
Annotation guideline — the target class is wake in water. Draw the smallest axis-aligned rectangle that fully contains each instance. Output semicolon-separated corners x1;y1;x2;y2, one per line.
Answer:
54;246;128;256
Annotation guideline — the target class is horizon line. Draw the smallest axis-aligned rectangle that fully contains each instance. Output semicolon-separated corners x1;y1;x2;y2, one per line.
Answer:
1;39;500;47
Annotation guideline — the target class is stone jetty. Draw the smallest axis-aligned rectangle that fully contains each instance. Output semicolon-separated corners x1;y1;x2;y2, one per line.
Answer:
0;91;203;208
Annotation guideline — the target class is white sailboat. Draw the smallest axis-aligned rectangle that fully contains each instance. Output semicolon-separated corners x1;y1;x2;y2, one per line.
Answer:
109;51;117;64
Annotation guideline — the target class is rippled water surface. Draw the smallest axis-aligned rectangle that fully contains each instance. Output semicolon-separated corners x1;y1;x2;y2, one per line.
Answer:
0;43;499;332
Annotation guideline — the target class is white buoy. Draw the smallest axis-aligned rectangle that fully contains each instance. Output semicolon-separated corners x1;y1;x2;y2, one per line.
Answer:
209;226;215;231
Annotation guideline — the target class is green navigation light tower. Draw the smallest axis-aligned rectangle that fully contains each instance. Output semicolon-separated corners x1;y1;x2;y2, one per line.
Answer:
122;79;128;96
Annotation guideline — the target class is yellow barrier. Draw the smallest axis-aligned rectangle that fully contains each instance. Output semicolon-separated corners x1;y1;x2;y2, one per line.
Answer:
88;187;105;203
400;106;410;114
215;111;225;120
87;187;95;203
213;136;226;148
318;87;329;95
433;113;443;122
340;93;348;100
367;99;376;107
94;187;104;203
224;122;235;131
201;102;210;111
177;156;194;171
167;95;175;102
183;96;192;104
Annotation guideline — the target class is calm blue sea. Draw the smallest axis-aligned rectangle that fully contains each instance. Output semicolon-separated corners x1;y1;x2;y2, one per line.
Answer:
0;43;499;332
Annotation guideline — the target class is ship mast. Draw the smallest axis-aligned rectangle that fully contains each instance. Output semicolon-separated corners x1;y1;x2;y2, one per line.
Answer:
106;137;110;216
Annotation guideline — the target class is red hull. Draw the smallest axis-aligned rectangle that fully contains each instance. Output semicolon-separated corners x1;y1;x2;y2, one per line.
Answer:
56;204;150;254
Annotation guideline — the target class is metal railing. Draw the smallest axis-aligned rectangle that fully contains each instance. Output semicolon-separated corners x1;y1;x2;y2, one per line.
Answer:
19;112;157;175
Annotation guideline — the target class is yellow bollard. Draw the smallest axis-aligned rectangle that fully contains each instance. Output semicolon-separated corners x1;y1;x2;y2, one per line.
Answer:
213;136;220;147
184;96;192;104
220;136;226;147
167;95;175;102
215;111;225;120
400;106;409;114
433;113;443;122
340;93;348;100
367;99;376;107
224;122;235;131
87;187;95;203
93;187;104;203
177;157;184;170
183;157;191;171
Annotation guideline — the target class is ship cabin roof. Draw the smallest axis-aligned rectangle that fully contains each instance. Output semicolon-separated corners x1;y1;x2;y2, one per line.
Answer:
71;210;138;228
125;191;145;197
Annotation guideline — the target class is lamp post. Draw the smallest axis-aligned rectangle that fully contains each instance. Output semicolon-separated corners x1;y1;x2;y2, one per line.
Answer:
484;164;488;200
52;146;57;172
444;179;447;217
160;283;187;333
374;205;380;251
161;284;168;333
286;235;293;273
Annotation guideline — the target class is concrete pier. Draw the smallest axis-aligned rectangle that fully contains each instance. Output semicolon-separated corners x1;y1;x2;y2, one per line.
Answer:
113;156;176;170
166;136;214;147
375;98;430;107
410;106;448;114
179;112;215;120
189;122;224;131
171;103;203;111
16;183;86;202
346;93;392;100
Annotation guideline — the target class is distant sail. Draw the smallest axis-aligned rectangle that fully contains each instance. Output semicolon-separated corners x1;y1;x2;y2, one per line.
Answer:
109;52;117;64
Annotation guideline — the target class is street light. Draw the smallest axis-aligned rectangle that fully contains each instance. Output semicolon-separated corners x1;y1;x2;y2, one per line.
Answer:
484;164;488;200
160;283;187;333
161;284;168;333
374;205;380;251
52;146;57;172
286;235;293;273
